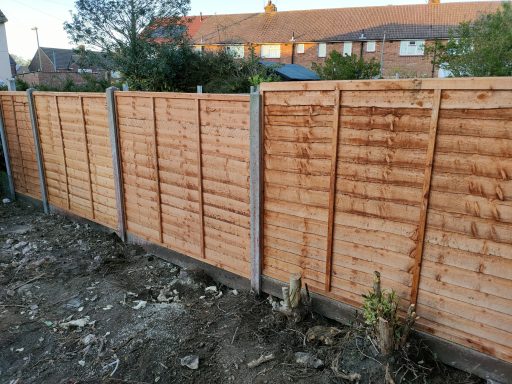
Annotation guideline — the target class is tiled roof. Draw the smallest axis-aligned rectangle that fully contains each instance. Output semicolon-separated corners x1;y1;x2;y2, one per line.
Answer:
41;47;78;69
187;1;503;44
0;10;7;23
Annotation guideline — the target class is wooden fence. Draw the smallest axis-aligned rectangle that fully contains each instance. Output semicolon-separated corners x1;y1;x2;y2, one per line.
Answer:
259;78;512;364
0;78;511;374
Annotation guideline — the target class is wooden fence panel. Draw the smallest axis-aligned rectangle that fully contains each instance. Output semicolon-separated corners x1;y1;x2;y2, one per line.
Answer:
0;92;40;199
33;93;117;230
116;92;251;278
260;78;512;364
416;89;512;362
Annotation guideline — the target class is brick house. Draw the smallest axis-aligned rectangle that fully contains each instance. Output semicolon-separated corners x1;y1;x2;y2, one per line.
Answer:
19;47;106;87
175;0;502;78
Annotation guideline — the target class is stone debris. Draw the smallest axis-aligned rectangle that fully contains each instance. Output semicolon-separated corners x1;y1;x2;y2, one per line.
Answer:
180;355;199;370
60;316;95;330
132;300;147;310
295;352;324;369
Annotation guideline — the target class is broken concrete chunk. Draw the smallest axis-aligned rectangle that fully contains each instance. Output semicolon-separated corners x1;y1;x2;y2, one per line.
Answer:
295;352;324;369
306;326;342;346
205;286;217;293
60;316;94;329
180;355;199;370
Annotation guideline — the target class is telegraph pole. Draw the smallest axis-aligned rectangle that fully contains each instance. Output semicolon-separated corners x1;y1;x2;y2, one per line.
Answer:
31;27;42;72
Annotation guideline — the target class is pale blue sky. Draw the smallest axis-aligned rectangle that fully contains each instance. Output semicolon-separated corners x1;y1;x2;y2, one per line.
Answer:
3;0;492;59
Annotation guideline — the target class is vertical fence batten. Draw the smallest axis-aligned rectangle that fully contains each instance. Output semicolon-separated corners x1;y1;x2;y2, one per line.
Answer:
106;87;126;242
26;89;49;213
0;103;15;200
54;96;70;210
150;96;163;244
250;89;262;294
410;88;442;305
78;96;95;219
325;87;341;292
196;97;205;259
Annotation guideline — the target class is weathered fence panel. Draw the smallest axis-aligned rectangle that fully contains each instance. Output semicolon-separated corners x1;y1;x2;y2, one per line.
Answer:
116;92;251;278
0;92;40;199
32;92;117;229
259;78;512;365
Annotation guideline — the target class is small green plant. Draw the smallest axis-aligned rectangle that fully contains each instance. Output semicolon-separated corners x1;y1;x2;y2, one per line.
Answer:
362;272;417;356
362;283;398;328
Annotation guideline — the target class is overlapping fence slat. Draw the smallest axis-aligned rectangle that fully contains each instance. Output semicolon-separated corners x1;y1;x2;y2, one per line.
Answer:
260;78;512;365
116;92;251;278
32;92;117;230
0;92;40;198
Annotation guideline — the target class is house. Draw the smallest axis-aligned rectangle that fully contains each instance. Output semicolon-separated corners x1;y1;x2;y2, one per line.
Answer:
171;0;502;78
0;9;12;84
19;47;105;87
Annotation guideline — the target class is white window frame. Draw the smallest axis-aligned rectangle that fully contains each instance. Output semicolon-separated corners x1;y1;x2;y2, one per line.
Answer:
366;41;376;52
296;43;305;54
399;40;425;56
318;43;327;58
343;41;352;56
261;44;281;59
225;45;245;58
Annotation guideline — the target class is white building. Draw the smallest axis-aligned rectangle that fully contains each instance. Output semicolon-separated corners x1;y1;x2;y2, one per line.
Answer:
0;10;12;84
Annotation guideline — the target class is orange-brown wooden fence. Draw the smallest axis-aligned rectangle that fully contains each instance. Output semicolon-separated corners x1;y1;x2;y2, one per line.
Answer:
260;78;512;364
1;78;511;376
0;92;40;199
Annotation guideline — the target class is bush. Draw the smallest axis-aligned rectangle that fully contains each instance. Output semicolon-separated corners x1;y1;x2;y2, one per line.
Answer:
313;51;381;80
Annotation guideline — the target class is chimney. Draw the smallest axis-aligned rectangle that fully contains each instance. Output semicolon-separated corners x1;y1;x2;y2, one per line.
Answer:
265;1;277;13
200;12;203;21
428;0;441;4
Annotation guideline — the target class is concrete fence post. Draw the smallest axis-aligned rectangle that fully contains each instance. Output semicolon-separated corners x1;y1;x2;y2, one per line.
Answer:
196;85;203;94
0;105;15;200
106;87;127;242
7;79;16;91
249;87;262;294
27;88;50;213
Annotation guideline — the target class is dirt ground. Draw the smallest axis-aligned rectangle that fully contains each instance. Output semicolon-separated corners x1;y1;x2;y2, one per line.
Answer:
0;201;485;384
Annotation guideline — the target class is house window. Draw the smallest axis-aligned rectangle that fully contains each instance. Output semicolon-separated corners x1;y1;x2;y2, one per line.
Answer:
366;41;376;52
296;43;305;54
400;40;425;56
225;45;245;58
193;45;204;53
261;44;281;59
343;42;352;56
318;43;327;58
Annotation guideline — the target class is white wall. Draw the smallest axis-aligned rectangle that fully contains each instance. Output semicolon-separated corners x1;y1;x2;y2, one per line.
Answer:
0;24;12;84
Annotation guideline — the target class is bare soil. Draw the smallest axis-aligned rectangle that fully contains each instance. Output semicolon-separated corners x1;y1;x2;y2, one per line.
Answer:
0;201;484;384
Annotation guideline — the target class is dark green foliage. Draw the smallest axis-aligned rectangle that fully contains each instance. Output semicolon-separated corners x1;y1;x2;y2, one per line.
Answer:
312;51;381;80
64;0;191;88
142;46;280;93
426;2;512;77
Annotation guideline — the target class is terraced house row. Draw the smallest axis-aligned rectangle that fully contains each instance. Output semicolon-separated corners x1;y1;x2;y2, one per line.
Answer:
155;0;503;78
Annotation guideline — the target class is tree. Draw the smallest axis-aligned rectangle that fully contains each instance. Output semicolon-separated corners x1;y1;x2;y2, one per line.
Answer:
426;2;512;77
312;51;380;80
142;45;280;93
64;0;190;88
10;55;30;67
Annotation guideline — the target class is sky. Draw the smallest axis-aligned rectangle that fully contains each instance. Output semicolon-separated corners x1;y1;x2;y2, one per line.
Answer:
2;0;494;59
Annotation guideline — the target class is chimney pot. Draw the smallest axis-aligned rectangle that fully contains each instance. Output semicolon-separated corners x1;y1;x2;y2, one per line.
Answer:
428;0;441;4
265;1;277;13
